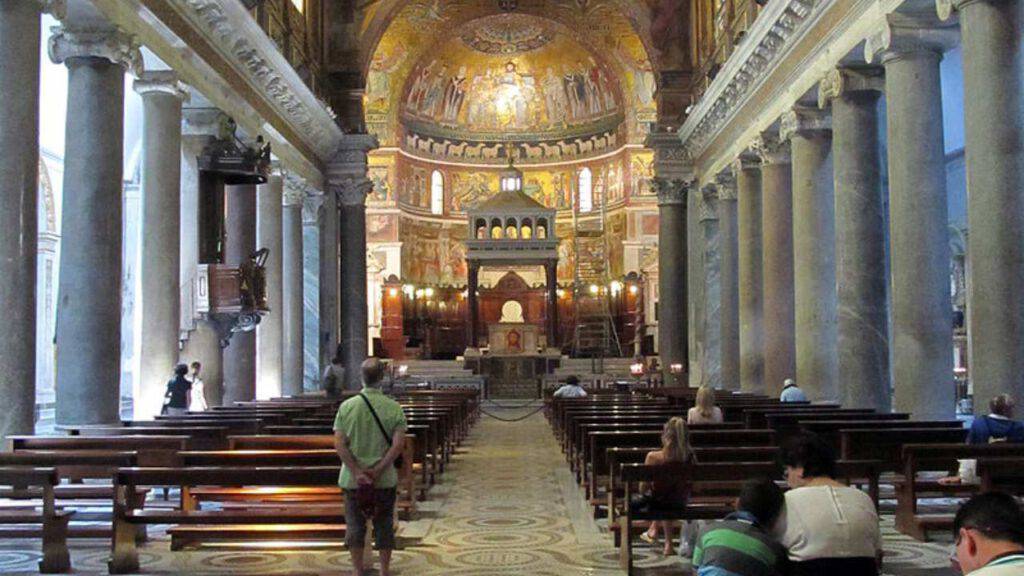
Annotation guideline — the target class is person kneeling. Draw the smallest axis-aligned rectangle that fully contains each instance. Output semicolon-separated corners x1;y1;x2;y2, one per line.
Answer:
693;478;788;576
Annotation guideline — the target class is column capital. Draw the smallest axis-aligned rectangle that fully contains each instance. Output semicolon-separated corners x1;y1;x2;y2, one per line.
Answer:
284;173;317;206
645;128;693;182
133;70;190;101
732;153;761;174
751;132;791;166
936;0;991;20
715;170;738;201
301;194;323;225
331;177;374;207
652;177;690;206
182;107;232;138
780;107;832;141
818;67;885;108
48;26;143;74
865;13;959;65
700;184;719;222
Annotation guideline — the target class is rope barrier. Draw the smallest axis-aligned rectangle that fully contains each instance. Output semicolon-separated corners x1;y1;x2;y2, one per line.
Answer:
479;400;546;422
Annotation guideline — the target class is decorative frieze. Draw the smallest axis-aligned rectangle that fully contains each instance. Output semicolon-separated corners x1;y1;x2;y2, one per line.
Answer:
677;0;830;160
48;27;143;74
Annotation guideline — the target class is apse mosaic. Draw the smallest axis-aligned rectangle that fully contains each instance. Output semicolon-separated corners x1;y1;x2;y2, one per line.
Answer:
363;0;660;148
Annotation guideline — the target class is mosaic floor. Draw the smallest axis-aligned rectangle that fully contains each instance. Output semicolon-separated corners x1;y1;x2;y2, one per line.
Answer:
0;404;957;575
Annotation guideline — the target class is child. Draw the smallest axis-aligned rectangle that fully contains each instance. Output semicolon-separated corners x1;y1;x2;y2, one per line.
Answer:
692;478;788;576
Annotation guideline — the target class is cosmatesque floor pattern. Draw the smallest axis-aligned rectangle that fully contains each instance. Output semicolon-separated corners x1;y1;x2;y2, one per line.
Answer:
0;404;958;575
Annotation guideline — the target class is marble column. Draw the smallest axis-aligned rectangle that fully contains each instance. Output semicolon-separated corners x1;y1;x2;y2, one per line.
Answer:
545;259;559;348
699;185;722;389
735;157;764;394
0;0;44;438
716;171;740;390
647;130;691;383
819;68;890;411
134;71;188;418
222;183;258;405
941;0;1024;411
318;190;338;388
50;28;140;426
281;176;306;397
782;107;838;402
257;171;284;399
467;261;480;348
329;134;378;391
867;17;957;418
752;132;795;397
655;179;689;383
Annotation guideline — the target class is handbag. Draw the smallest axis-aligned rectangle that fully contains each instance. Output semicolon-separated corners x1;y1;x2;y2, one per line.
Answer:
358;393;404;470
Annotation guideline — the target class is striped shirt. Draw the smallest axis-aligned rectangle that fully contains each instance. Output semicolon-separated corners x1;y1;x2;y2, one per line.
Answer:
693;511;787;576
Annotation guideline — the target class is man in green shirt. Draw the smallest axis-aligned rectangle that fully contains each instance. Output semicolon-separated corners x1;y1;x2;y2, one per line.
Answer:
333;358;407;576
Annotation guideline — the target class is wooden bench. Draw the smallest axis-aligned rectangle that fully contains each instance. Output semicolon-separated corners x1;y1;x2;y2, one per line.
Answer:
109;466;346;573
896;443;1024;540
0;467;73;573
65;426;228;450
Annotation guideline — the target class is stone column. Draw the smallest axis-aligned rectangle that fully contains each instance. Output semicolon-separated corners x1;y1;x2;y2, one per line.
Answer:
735;157;764;394
134;71;188;418
318;189;338;387
0;0;46;438
716;171;740;390
782;107;838;402
222;183;257;405
699;185;722;389
256;171;284;399
50;28;140;426
329;134;378;391
819;68;890;410
940;0;1024;411
545;259;559;348
687;184;702;384
867;16;957;418
467;261;480;348
647;130;691;382
281;175;306;397
752;132;795;397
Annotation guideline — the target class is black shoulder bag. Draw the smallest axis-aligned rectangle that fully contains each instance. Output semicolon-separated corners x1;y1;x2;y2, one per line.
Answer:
358;393;404;469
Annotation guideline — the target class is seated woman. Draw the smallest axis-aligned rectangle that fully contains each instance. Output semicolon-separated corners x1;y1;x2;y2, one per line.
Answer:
774;434;882;576
639;417;693;556
688;386;724;425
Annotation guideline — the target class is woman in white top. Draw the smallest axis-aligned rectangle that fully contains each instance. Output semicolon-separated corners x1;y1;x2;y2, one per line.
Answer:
687;386;723;425
188;361;208;412
773;433;882;576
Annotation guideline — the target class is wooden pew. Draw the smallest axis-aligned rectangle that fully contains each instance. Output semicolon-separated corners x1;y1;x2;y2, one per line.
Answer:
108;467;344;573
0;467;73;573
65;426;228;450
800;420;964;450
896;443;1024;540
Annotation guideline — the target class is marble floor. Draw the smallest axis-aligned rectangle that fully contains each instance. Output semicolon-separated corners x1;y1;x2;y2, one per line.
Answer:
0;403;958;575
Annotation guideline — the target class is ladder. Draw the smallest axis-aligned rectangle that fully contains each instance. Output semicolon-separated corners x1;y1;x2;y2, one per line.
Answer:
570;178;622;360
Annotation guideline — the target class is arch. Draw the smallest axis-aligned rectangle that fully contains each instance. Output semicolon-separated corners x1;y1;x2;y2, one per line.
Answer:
505;217;519;239
520;217;533;239
430;170;444;215
537;217;548;239
475;218;487;239
578;167;593;213
491;217;503;239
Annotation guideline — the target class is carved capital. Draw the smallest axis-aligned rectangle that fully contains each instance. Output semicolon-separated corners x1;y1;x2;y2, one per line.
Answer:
864;13;959;65
652;177;690;206
732;153;761;174
327;134;379;181
645;129;693;181
284;172;317;206
331;177;374;207
780;107;831;141
700;184;719;222
133;70;190;101
715;170;737;201
750;132;791;166
48;27;143;74
818;68;885;108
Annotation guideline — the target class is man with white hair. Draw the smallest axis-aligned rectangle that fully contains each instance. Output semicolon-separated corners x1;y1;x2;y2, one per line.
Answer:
779;378;808;403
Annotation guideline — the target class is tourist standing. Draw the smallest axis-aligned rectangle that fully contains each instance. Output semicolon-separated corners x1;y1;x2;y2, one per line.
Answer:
333;358;407;576
162;364;192;416
188;361;208;412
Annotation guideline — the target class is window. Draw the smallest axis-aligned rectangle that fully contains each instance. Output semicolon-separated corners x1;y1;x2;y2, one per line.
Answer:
578;168;593;213
430;170;444;215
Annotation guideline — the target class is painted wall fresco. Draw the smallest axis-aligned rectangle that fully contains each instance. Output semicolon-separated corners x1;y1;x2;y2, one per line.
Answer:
400;219;470;286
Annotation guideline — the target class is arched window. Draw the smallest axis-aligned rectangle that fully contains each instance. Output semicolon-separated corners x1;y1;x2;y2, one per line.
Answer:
505;218;518;239
475;218;487;239
430;170;444;215
537;218;548;239
578;168;593;213
520;218;533;239
491;218;503;239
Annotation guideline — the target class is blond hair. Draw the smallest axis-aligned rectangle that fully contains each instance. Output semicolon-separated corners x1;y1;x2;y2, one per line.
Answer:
695;386;716;418
661;416;692;463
